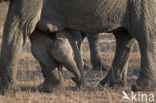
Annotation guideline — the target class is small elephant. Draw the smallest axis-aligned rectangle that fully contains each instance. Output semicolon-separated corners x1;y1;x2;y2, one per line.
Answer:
29;29;84;92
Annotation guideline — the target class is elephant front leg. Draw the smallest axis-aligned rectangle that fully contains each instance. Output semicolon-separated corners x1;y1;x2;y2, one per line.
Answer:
0;27;24;94
69;38;84;88
0;0;42;94
100;30;135;87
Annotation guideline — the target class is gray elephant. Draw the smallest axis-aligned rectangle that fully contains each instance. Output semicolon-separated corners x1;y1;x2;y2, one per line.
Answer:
29;29;84;92
0;0;155;93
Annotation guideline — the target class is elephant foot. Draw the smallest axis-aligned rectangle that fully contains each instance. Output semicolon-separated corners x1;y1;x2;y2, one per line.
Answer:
71;77;83;89
131;76;156;92
99;73;127;88
38;78;64;93
0;81;20;95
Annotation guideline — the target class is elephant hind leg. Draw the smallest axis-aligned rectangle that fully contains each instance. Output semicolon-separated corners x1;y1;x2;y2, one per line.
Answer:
131;31;156;91
100;29;135;87
129;1;156;91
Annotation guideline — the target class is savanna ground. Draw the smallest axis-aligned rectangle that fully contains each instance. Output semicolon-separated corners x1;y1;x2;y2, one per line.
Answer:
0;3;154;103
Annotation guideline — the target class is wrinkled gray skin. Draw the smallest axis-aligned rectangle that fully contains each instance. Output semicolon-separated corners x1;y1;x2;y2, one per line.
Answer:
0;0;156;93
29;29;84;92
30;29;106;92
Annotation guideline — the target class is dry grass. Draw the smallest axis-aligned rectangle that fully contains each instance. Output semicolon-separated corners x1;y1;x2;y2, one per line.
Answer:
0;3;152;103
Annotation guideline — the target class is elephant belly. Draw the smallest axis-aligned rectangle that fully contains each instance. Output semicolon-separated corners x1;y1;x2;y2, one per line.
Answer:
38;0;128;34
36;3;66;33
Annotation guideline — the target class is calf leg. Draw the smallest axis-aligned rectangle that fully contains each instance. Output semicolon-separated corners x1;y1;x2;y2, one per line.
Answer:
68;31;85;87
30;30;64;92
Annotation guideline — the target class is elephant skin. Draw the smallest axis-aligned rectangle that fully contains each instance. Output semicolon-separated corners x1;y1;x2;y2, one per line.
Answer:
0;0;156;93
29;29;84;92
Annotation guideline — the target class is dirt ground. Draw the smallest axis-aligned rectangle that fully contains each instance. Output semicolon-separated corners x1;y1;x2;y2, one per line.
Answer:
0;3;153;103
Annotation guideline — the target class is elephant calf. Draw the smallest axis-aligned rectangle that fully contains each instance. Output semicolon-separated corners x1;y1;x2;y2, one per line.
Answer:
29;29;84;92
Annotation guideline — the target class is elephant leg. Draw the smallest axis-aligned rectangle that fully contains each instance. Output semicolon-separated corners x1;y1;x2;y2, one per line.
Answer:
131;33;156;91
68;35;85;87
100;29;135;87
86;33;108;71
69;30;86;72
70;30;83;50
0;0;42;93
39;63;64;92
49;37;82;88
30;30;64;92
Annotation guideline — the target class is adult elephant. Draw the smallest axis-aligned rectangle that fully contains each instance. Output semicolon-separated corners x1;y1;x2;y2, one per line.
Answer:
0;0;155;93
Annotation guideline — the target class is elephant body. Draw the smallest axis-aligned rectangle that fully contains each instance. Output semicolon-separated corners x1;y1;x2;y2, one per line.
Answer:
38;0;127;34
0;0;156;93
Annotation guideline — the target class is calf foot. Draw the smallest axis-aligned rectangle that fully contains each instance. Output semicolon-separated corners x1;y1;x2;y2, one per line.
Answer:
71;77;82;89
